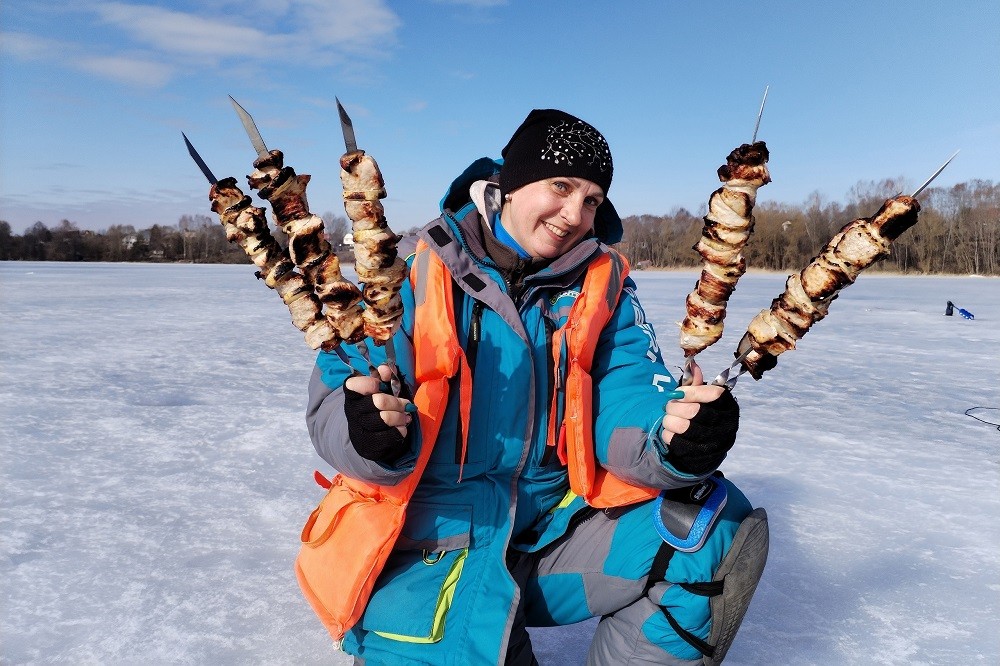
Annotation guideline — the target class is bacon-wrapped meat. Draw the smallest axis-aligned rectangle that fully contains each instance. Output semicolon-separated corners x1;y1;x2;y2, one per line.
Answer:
247;150;365;344
680;142;771;357
340;149;406;344
208;177;338;350
738;195;921;378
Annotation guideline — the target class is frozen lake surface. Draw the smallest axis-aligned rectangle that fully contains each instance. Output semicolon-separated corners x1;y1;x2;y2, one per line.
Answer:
2;261;998;664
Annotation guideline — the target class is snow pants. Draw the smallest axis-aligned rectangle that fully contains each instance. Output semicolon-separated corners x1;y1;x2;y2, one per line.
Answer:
505;477;756;665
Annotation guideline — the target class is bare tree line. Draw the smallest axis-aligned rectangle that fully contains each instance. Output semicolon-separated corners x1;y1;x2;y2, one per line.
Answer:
0;213;351;264
2;180;997;275
619;179;999;275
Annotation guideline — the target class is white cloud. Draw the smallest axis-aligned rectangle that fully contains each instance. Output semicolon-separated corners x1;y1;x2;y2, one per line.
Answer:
76;55;174;87
92;2;272;58
0;30;174;86
3;1;403;89
91;0;400;62
0;32;61;59
291;0;401;51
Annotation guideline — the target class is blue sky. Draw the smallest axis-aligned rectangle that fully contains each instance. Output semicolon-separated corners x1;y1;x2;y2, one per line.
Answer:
1;1;997;234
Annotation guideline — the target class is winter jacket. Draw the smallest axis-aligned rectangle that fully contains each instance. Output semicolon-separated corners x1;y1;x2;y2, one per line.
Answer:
305;157;717;664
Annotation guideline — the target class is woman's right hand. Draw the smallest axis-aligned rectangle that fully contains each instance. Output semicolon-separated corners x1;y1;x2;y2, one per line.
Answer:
343;364;415;463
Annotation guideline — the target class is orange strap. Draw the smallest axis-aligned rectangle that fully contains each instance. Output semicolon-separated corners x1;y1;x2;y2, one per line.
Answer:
411;240;472;483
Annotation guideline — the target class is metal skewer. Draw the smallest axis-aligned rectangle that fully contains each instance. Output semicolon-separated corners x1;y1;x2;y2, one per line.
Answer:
182;133;218;184
335;97;402;397
710;347;753;390
751;85;769;144
681;86;771;388
911;150;960;198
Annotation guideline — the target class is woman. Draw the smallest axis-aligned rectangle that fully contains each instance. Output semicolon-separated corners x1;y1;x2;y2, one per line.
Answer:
307;109;767;665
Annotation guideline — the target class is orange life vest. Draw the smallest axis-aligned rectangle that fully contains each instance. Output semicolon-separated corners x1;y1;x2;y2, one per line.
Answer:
295;239;657;641
294;239;470;641
413;240;658;507
541;249;660;508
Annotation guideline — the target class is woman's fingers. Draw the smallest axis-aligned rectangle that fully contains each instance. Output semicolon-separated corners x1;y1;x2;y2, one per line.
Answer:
344;364;414;437
661;414;692;439
668;383;724;404
665;400;701;419
344;373;379;395
662;382;725;443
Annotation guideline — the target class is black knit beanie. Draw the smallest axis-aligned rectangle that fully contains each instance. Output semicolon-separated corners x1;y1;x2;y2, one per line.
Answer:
498;109;622;243
499;109;613;196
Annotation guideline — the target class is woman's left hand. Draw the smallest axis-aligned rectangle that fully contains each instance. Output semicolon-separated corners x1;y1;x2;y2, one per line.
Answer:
661;359;740;475
661;360;724;442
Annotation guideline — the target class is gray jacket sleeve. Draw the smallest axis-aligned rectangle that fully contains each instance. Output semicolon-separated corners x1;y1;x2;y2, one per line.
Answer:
306;365;416;485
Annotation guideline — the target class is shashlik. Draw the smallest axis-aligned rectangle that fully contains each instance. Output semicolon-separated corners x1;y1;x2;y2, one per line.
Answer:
738;195;921;378
339;149;406;344
208;177;339;350
247;149;367;344
680;142;771;357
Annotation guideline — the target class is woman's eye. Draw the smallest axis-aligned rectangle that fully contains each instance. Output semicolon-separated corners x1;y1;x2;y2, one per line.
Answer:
584;197;600;207
552;181;568;192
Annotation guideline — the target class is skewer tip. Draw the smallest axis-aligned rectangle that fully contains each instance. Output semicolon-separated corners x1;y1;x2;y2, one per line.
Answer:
909;149;961;198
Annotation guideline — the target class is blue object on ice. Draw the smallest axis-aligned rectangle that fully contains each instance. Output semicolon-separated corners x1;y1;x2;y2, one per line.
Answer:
958;308;974;320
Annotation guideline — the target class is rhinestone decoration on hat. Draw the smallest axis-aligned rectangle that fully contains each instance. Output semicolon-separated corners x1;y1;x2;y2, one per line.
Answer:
540;120;611;171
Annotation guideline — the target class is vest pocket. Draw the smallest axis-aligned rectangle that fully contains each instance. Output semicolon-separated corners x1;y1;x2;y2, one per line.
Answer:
362;502;472;643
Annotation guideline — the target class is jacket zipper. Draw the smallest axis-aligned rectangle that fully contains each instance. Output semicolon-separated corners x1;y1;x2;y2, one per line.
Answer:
455;298;484;464
540;317;559;467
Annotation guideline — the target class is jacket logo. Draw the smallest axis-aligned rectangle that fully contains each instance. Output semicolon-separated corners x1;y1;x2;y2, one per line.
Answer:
550;289;580;306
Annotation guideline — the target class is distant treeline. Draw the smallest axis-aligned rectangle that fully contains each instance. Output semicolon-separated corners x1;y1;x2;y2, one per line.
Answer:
620;178;999;276
0;213;354;265
2;179;997;275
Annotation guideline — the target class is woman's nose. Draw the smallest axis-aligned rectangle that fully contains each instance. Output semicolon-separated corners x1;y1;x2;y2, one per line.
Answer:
561;200;583;226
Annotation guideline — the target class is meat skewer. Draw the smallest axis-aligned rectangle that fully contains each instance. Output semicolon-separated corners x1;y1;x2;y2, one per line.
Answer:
245;148;367;344
735;195;920;379
678;141;771;370
336;98;407;345
679;87;771;384
726;150;958;385
228;98;367;346
183;134;340;350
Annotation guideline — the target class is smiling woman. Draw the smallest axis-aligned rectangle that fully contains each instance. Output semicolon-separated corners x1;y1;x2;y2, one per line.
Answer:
305;108;767;665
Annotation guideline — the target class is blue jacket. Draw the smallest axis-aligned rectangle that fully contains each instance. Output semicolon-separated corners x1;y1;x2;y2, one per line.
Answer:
305;158;713;664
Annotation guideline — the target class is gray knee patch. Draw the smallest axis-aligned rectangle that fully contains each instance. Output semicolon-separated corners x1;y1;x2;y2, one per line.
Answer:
703;507;769;665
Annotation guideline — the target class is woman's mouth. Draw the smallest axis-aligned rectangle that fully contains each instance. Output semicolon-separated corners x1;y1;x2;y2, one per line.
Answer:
544;222;569;238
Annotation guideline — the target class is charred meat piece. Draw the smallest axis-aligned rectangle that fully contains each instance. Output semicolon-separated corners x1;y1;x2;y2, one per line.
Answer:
739;195;920;378
208;177;339;350
679;142;771;356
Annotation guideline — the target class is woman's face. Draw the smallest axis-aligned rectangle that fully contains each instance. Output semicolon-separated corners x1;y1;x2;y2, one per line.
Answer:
501;177;604;259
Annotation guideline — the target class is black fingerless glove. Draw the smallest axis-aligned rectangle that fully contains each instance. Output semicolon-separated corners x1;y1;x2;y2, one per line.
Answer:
666;388;739;475
343;384;411;464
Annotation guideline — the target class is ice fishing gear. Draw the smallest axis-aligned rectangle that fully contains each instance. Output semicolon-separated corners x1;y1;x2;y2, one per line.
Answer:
647;480;769;665
947;301;974;319
945;301;974;319
653;475;728;552
965;407;1000;431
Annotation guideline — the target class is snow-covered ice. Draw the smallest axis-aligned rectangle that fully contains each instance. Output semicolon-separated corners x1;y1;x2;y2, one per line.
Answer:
2;262;998;664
